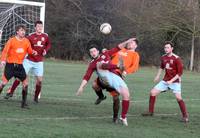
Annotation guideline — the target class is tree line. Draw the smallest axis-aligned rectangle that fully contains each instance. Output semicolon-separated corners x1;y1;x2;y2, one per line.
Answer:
44;0;200;71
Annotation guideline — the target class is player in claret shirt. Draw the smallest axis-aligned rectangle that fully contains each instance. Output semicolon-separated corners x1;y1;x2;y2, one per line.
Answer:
92;38;140;123
76;38;136;126
5;21;51;103
142;41;189;123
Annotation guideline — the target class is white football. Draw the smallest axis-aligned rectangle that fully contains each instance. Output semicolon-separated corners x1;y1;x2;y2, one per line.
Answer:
100;23;112;35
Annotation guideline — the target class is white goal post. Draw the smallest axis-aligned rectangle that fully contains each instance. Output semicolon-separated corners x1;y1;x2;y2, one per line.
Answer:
0;0;45;48
0;0;45;97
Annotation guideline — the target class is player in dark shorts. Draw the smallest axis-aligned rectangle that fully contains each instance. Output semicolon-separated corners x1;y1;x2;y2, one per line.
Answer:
0;25;37;108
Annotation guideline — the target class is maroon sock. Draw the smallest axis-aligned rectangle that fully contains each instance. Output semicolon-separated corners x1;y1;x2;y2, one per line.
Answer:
22;86;28;103
34;84;42;99
10;79;20;94
149;96;156;113
113;96;120;119
178;100;188;118
121;100;129;119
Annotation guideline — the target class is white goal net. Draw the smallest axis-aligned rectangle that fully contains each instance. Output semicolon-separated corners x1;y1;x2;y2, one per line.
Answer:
0;0;45;98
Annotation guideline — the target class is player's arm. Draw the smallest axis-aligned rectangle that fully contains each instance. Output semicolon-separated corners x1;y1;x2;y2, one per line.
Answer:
1;39;11;67
154;68;163;82
76;63;94;96
76;79;88;96
154;57;164;82
106;38;136;56
99;62;124;73
43;36;51;56
167;58;183;84
100;63;119;70
118;38;136;49
27;40;37;56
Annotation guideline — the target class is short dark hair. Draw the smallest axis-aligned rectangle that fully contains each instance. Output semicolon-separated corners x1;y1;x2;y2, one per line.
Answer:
16;24;26;32
35;20;43;27
164;41;174;47
88;44;100;51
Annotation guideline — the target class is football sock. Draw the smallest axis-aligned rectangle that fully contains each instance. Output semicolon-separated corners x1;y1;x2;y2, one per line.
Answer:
34;83;42;100
113;96;120;119
94;89;104;99
10;79;20;94
178;100;188;118
149;96;156;113
121;100;129;119
22;86;28;104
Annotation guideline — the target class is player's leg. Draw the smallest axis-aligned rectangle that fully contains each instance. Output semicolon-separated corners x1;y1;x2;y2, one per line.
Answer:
32;61;43;103
92;78;106;105
142;81;167;116
110;91;120;123
107;73;130;126
170;83;189;122
34;76;42;103
0;75;9;94
98;72;130;126
0;63;14;94
118;86;130;126
5;59;31;99
21;78;29;108
15;64;29;108
4;79;20;99
175;93;189;122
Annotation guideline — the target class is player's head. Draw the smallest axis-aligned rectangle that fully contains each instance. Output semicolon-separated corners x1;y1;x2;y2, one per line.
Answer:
35;20;43;34
89;45;100;59
164;41;174;55
16;24;26;38
126;38;138;50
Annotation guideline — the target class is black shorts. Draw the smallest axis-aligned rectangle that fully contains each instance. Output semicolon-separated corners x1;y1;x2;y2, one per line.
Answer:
4;63;27;82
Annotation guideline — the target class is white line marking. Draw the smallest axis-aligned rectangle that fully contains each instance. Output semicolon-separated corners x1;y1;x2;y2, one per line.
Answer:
1;113;200;122
41;97;200;103
2;95;200;103
0;113;183;121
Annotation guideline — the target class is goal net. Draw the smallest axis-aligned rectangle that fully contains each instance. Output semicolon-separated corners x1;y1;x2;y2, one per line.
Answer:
0;0;45;98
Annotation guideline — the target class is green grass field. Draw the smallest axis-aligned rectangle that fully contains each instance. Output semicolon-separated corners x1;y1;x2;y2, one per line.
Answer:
0;61;200;138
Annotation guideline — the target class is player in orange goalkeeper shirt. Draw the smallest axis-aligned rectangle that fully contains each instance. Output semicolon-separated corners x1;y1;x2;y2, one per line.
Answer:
0;25;37;108
93;38;140;123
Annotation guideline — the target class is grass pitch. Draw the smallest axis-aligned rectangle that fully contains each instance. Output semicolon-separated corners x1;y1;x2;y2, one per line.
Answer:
0;61;199;138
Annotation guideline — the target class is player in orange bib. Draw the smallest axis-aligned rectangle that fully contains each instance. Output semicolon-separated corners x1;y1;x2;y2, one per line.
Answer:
92;38;140;123
0;25;37;108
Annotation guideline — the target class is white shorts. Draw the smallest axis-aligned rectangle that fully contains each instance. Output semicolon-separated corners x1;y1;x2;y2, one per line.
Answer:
23;59;44;76
154;80;181;93
97;69;128;94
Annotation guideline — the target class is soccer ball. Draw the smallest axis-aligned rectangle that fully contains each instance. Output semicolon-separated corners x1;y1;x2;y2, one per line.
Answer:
100;23;112;35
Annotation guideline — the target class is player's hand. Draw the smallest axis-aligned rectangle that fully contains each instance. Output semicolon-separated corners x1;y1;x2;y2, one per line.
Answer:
124;38;136;48
76;87;83;96
154;76;160;82
129;37;136;41
32;50;38;56
126;38;136;44
0;61;6;68
166;80;173;85
42;49;47;56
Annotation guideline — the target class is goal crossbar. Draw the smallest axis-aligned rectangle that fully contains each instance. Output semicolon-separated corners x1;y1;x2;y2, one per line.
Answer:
0;0;45;7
